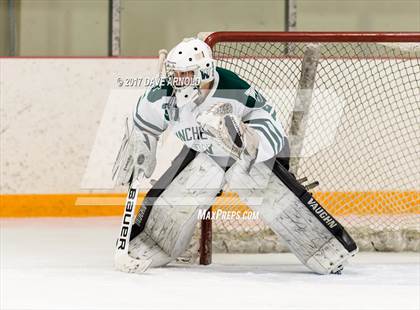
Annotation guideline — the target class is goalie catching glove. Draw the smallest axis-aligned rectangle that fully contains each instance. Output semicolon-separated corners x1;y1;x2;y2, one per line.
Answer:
197;102;260;165
112;119;158;185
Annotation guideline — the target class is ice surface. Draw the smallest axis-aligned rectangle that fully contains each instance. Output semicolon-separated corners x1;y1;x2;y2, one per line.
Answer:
1;218;419;310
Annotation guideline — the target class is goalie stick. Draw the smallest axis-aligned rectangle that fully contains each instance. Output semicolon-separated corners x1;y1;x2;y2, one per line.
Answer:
114;173;153;273
114;49;168;273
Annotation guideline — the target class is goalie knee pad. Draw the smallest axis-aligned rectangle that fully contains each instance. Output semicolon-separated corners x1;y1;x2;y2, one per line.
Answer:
226;159;358;274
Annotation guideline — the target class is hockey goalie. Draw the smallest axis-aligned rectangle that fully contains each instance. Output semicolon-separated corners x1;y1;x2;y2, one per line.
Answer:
112;37;358;275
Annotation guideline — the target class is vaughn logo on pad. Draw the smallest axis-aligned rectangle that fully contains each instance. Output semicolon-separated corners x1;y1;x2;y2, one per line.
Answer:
307;197;337;229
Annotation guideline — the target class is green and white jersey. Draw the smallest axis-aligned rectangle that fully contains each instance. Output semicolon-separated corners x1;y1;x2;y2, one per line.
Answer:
133;67;286;164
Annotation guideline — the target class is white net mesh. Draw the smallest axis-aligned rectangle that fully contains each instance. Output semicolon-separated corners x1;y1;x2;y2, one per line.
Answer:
202;33;419;253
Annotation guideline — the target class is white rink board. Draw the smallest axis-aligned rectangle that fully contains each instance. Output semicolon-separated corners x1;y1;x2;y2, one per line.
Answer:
1;58;418;193
0;58;183;194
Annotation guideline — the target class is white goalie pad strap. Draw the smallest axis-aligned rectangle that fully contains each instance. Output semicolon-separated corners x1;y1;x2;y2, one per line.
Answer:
129;153;225;267
225;162;357;274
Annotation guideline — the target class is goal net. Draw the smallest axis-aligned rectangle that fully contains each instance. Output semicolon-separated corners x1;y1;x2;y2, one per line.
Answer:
192;32;419;261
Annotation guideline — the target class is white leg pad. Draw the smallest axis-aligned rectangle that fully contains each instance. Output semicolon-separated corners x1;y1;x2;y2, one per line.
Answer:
128;232;171;268
226;162;357;274
129;153;225;267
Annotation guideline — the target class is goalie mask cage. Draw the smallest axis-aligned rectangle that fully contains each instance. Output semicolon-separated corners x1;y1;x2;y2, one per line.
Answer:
190;32;419;265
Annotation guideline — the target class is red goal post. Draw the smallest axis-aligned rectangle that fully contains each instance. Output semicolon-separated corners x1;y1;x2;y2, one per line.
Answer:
193;32;420;265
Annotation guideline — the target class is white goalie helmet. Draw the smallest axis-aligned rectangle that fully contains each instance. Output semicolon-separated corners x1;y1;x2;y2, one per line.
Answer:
165;38;215;107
